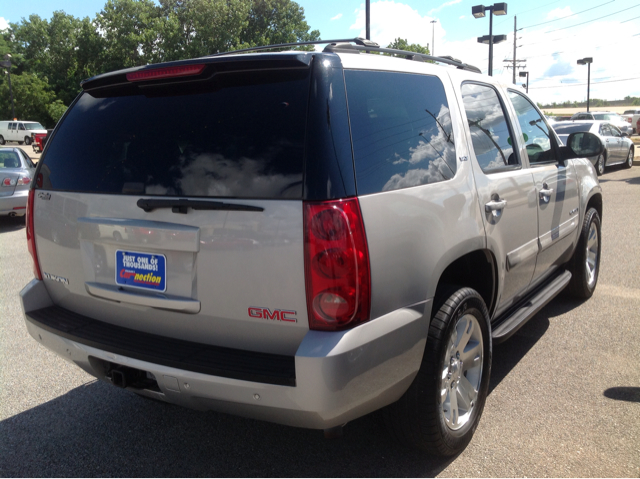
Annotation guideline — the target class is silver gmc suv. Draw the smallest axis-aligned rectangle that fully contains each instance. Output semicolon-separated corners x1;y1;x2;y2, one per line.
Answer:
20;38;604;456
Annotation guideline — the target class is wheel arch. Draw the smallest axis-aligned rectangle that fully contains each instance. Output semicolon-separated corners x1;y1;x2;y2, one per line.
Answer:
433;249;498;318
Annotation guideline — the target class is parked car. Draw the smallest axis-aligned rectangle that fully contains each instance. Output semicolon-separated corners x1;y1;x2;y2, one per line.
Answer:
0;147;36;217
570;111;632;135
20;38;605;456
0;120;47;145
554;120;634;175
621;109;640;134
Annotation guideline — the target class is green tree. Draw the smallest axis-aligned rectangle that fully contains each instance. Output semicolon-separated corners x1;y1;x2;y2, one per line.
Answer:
386;38;430;55
0;72;55;125
46;99;68;125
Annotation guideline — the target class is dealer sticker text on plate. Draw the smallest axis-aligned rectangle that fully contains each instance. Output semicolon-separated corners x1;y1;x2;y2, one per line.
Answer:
116;250;166;292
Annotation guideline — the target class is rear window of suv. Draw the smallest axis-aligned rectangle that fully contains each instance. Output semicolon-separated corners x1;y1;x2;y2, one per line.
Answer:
40;69;310;199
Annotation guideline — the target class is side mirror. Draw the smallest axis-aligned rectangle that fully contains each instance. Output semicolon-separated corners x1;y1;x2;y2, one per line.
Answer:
621;132;629;138
564;131;604;159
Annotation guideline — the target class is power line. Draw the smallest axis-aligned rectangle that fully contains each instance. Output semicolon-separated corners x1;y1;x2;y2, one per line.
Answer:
519;0;615;30
546;4;640;33
530;77;640;89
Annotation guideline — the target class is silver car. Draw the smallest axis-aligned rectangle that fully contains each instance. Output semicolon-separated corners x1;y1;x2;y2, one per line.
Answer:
570;111;632;135
0;147;36;217
20;39;605;456
554;120;635;175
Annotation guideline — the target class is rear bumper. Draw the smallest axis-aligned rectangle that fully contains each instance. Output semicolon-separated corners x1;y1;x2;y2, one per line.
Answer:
20;279;429;429
0;190;28;216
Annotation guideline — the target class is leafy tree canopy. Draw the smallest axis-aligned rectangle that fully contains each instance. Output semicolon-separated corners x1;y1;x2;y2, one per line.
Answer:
1;0;320;126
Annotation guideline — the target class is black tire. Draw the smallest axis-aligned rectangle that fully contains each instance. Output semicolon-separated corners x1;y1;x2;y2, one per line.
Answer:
382;287;491;456
24;136;32;145
18;141;24;145
0;135;4;145
595;153;605;176
624;147;633;169
567;208;601;298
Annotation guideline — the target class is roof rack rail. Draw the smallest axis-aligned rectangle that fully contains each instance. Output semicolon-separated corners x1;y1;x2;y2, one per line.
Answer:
207;37;379;57
207;38;481;74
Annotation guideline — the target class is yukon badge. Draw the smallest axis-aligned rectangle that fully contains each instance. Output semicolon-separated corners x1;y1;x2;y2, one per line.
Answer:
43;272;69;285
248;307;297;323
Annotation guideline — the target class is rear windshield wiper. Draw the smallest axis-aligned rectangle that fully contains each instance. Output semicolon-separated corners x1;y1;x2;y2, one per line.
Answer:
137;198;264;214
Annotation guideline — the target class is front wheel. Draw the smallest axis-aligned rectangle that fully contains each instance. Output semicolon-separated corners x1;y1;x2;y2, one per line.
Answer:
24;136;32;145
0;135;4;145
624;148;634;169
567;208;601;298
382;287;491;456
595;153;605;176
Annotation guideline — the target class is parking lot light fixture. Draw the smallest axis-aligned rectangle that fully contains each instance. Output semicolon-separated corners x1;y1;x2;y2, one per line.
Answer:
473;3;508;76
577;57;593;112
519;71;529;93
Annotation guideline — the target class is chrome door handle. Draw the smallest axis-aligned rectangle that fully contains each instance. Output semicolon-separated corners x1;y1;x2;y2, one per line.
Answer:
539;187;554;202
485;199;507;218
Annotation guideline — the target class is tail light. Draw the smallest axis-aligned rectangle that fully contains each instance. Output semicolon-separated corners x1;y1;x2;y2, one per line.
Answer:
2;176;30;186
26;188;43;280
304;198;370;331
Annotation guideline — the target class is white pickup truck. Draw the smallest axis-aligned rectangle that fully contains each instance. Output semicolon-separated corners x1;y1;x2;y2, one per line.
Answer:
621;109;640;134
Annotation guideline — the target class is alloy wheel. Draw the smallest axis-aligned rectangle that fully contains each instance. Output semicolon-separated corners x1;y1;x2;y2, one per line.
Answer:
440;312;484;431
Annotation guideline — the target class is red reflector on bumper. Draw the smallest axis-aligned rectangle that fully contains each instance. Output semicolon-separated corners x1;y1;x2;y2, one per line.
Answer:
126;64;206;82
13;206;26;210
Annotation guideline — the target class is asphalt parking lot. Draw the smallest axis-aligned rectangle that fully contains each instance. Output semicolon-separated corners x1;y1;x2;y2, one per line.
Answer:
0;145;639;477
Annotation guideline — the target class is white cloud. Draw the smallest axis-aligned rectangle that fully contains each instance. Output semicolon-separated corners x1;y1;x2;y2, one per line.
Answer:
0;17;9;31
345;2;640;104
331;13;343;21
350;1;438;50
546;7;572;20
428;0;462;16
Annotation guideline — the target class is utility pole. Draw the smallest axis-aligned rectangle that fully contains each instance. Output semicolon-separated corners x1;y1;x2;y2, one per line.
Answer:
366;0;370;40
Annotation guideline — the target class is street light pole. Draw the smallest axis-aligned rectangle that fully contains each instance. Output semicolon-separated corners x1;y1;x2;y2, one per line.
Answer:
577;57;593;112
1;54;15;120
431;20;437;56
472;3;508;76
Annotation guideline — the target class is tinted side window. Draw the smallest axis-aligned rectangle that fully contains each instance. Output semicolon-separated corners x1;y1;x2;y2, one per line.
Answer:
507;90;556;164
345;70;456;194
461;83;517;173
609;125;621;137
600;124;612;136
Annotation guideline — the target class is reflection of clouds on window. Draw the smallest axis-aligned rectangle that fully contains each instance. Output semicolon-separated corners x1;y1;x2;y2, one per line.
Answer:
176;153;302;198
462;83;515;172
345;70;456;194
383;157;451;191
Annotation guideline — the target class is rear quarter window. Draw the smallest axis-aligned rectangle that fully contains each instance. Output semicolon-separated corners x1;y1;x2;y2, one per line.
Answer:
344;70;456;195
39;69;310;199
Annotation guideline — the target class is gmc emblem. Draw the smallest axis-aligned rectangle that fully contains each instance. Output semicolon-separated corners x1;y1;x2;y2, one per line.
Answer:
248;307;297;323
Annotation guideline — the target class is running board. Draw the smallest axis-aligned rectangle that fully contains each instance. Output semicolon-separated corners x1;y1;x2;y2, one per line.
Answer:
492;270;572;344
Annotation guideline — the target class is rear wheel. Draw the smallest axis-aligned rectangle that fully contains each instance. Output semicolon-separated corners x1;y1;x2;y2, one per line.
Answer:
0;135;4;145
382;287;491;456
567;208;601;298
624;147;633;169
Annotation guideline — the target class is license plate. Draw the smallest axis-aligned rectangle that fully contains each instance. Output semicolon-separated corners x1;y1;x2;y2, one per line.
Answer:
115;250;166;292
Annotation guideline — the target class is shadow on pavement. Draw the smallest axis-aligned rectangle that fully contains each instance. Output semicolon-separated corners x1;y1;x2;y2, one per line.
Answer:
603;387;640;403
0;215;25;234
0;380;454;477
488;296;584;395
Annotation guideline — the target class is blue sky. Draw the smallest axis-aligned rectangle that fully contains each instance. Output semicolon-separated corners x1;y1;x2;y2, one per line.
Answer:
2;0;639;104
